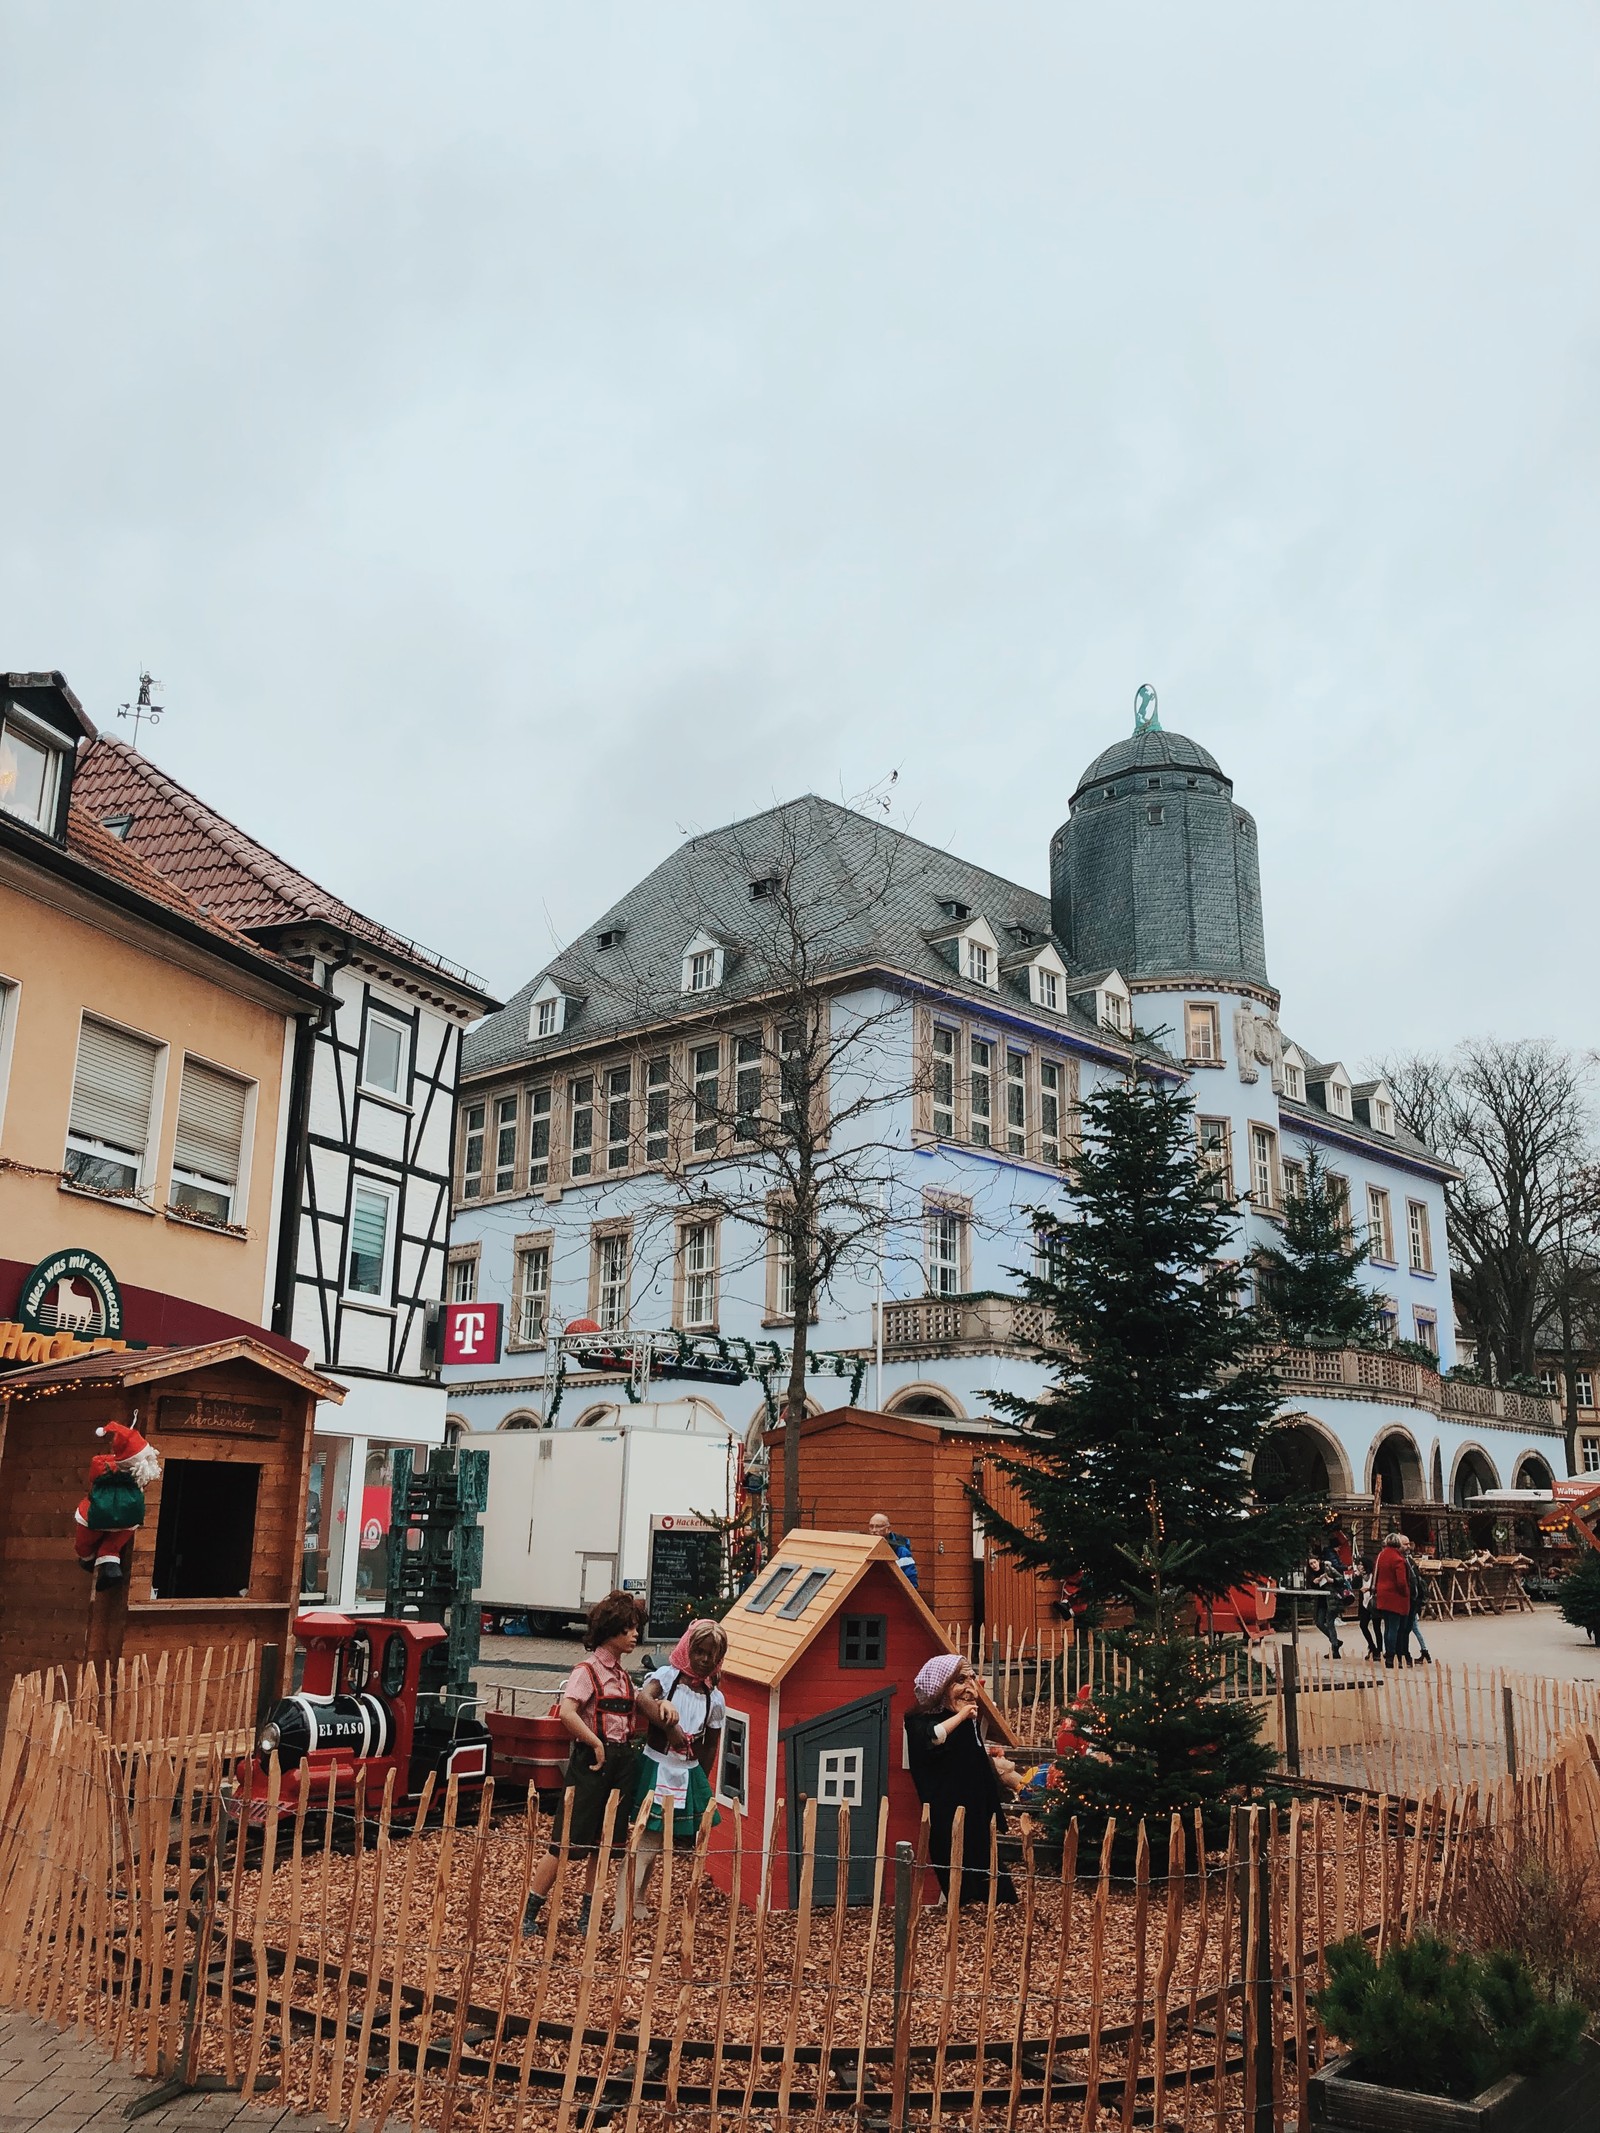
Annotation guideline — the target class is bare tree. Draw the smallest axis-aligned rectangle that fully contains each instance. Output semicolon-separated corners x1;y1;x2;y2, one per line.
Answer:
1378;1039;1600;1402
596;797;937;1533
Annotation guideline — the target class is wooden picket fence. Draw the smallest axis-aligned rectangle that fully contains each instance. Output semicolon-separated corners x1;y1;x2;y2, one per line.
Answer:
5;1649;1590;2132
948;1623;1600;1795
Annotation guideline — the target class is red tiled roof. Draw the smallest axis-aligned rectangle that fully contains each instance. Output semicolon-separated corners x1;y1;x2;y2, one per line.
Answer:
74;737;489;999
62;803;265;953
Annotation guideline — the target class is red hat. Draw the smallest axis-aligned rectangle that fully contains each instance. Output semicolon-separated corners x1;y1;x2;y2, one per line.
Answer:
94;1421;160;1488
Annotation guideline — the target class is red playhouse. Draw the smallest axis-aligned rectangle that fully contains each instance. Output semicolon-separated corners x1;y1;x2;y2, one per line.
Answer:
705;1529;1015;1910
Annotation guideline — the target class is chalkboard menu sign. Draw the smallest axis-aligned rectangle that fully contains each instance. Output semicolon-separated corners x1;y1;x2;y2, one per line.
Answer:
647;1517;722;1640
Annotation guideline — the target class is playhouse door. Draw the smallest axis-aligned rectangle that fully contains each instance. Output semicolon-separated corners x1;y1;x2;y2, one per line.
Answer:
785;1691;889;1907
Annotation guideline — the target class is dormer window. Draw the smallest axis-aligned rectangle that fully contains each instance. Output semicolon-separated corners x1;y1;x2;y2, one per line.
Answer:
681;930;727;995
1374;1099;1392;1134
750;875;780;901
0;709;65;834
1102;990;1129;1034
1278;1046;1306;1103
966;940;991;986
1036;969;1059;1011
1328;1077;1351;1120
596;925;626;950
939;899;972;922
528;976;573;1041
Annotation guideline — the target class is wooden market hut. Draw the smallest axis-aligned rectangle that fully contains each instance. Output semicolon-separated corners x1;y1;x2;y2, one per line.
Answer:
0;1337;342;1727
704;1527;1015;1910
762;1405;1061;1642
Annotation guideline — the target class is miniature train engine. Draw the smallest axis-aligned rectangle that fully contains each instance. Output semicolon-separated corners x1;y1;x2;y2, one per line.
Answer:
241;1612;492;1820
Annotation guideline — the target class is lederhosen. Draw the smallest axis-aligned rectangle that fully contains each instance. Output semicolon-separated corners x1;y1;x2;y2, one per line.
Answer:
554;1662;640;1851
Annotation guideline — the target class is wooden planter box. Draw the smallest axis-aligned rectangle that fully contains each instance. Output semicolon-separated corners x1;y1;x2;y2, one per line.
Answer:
1308;2041;1596;2133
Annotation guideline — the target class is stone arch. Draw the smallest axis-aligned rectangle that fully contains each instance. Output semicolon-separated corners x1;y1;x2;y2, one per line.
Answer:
572;1404;620;1430
1450;1443;1500;1507
1430;1444;1444;1501
1368;1427;1425;1506
500;1408;548;1431
444;1413;470;1445
1253;1413;1353;1501
884;1382;967;1420
1515;1451;1556;1491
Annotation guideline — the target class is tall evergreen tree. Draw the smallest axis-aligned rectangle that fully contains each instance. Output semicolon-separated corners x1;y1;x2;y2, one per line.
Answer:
979;1069;1312;1617
975;1068;1317;1834
1253;1144;1386;1345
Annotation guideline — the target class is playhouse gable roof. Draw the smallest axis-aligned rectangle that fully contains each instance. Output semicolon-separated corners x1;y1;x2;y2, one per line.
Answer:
720;1528;953;1690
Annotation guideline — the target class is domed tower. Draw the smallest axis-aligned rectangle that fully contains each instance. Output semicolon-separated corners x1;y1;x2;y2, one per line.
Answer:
1049;687;1270;990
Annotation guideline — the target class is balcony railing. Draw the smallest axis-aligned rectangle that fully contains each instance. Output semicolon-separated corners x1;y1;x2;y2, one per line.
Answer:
879;1301;1563;1436
880;1293;1045;1354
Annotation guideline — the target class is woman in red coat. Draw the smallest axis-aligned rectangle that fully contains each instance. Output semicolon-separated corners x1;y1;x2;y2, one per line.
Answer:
1372;1533;1412;1667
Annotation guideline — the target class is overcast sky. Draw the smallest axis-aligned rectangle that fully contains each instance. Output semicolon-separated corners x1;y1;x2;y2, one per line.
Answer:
4;6;1596;1062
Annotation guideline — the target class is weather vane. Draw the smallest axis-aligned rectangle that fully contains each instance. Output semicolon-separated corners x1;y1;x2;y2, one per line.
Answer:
117;673;164;749
1133;682;1160;737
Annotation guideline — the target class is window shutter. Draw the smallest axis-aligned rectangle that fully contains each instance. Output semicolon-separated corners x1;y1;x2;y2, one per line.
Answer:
70;1019;159;1153
174;1061;248;1183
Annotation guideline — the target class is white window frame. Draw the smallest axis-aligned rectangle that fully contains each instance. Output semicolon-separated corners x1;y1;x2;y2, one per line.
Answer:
815;1745;864;1806
1186;1002;1221;1063
966;939;991;986
1281;1057;1304;1102
681;932;726;995
168;1053;254;1226
527;1083;552;1188
1367;1186;1395;1264
568;1075;595;1178
1411;1307;1438;1356
644;1054;670;1164
1581;1434;1600;1476
593;1228;631;1331
345;1176;399;1303
679;1219;719;1330
925;1201;965;1297
605;1063;633;1172
1005;1050;1028;1157
1538;1368;1559;1397
460;1100;485;1200
1407;1200;1433;1273
717;1709;751;1808
360;1006;411;1100
773;1223;796;1321
1282;1156;1307;1202
449;1254;478;1303
64;1013;165;1201
0;703;67;834
1196;1117;1233;1202
536;996;560;1038
1101;987;1130;1034
0;975;19;1143
1035;967;1060;1012
968;1037;993;1147
692;1042;720;1155
931;1025;957;1139
493;1092;519;1195
1039;1056;1063;1164
1249;1124;1278;1210
516;1242;551;1343
1578;1371;1595;1411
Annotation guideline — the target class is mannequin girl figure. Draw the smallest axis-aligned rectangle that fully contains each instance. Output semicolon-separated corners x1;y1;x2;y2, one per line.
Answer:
615;1618;727;1930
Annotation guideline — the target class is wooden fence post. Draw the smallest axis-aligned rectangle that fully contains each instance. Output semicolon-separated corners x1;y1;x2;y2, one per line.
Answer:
889;1840;915;2133
1281;1644;1300;1779
1502;1685;1518;1779
1249;1812;1274;2133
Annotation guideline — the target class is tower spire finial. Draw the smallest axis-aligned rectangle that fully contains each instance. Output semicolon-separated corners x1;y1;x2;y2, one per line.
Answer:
1132;683;1160;737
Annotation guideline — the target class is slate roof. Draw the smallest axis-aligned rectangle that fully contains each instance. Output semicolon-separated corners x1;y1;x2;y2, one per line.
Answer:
463;793;1151;1078
1276;1046;1441;1169
1071;726;1226;803
73;738;494;1007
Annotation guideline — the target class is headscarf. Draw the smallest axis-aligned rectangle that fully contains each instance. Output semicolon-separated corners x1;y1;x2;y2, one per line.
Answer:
913;1653;963;1707
669;1618;726;1688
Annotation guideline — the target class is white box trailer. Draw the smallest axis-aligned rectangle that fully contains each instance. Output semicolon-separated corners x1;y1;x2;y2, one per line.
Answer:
470;1400;739;1631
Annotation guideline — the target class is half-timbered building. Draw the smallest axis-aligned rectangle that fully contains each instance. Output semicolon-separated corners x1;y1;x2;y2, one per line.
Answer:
72;739;498;1609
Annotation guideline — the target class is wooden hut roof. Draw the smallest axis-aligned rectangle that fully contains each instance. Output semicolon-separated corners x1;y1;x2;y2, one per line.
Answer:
0;1337;346;1403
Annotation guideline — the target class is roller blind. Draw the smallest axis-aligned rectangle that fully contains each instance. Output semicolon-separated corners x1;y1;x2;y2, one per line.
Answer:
69;1018;159;1153
174;1060;248;1183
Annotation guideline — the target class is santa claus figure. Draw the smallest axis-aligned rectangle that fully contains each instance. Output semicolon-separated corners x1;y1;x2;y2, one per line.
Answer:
74;1420;161;1590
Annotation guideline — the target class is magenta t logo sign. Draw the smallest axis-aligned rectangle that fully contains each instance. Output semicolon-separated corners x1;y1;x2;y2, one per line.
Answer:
442;1302;502;1366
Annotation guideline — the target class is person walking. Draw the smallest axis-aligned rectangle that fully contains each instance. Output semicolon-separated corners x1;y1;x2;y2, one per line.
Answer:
1307;1543;1346;1656
868;1511;919;1589
615;1618;728;1929
904;1654;1017;1906
1372;1531;1412;1668
1352;1548;1382;1659
1399;1536;1434;1662
520;1589;644;1940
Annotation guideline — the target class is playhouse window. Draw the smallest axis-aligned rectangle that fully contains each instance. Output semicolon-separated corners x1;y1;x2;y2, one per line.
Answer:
719;1713;749;1807
839;1614;886;1668
816;1747;864;1806
776;1567;834;1618
745;1564;798;1613
150;1460;260;1600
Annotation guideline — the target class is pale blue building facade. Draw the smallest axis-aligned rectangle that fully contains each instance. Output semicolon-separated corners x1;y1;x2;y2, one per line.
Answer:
443;707;1565;1513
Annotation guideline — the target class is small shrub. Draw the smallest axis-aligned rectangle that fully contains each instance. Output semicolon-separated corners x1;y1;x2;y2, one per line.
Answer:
1558;1551;1600;1643
1315;1932;1586;2100
1455;1832;1600;2016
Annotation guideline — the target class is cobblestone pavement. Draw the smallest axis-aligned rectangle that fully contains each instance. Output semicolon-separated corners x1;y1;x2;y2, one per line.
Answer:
0;2016;338;2133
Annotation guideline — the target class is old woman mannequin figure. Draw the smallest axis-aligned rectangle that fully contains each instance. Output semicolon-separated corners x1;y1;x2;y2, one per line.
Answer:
903;1654;1017;1906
